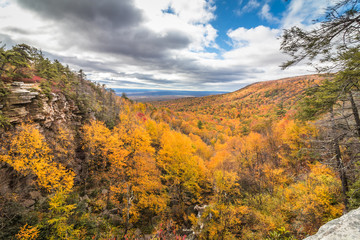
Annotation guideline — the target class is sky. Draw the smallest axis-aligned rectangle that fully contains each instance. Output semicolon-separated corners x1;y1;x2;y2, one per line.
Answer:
0;0;335;91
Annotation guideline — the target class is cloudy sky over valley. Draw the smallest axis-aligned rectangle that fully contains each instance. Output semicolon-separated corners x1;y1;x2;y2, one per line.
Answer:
0;0;334;91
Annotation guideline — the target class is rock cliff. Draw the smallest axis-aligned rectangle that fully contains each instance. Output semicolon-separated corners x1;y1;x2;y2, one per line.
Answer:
0;78;121;207
0;81;84;206
304;208;360;240
0;81;81;129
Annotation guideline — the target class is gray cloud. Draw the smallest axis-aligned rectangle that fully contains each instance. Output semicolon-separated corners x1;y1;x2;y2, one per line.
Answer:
0;33;18;48
16;0;142;29
16;0;190;60
9;0;275;91
117;72;179;85
88;28;190;59
53;55;119;74
4;27;31;35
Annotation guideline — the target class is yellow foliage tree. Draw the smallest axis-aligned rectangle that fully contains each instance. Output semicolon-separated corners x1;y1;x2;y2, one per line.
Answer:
47;190;81;240
50;126;75;166
82;120;126;175
0;123;74;193
15;224;39;240
0;123;77;239
273;119;317;171
281;162;343;237
111;125;167;231
157;130;208;223
83;119;166;233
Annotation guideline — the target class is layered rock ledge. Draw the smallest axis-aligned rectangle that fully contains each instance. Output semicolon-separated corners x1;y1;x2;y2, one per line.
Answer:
0;81;80;128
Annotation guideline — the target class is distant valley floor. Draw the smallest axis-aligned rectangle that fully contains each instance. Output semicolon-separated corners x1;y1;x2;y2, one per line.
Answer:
113;88;231;102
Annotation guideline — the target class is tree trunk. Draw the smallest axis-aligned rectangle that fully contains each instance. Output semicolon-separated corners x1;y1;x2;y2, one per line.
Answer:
349;91;360;137
76;144;88;195
330;107;349;212
106;181;111;209
124;183;133;237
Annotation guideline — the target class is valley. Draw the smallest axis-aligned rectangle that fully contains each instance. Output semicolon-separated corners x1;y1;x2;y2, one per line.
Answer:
1;47;357;239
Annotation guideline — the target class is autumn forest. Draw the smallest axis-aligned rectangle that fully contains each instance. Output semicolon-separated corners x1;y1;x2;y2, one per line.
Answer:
1;1;360;239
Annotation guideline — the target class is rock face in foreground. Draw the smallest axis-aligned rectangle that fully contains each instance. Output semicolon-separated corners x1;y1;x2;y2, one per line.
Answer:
305;208;360;240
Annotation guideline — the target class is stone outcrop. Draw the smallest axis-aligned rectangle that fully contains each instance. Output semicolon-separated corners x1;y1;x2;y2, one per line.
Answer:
304;208;360;240
0;81;80;128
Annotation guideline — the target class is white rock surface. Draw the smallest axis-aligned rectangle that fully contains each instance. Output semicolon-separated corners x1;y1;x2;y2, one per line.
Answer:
304;208;360;240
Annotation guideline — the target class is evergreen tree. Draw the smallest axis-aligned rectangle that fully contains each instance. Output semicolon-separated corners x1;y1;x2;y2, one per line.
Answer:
282;0;360;211
281;0;360;70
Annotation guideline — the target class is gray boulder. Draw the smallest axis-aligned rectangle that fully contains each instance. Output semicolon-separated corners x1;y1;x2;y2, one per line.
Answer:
304;208;360;240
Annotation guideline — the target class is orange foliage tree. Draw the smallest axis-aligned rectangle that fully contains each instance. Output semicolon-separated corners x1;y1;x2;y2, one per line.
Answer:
157;129;209;224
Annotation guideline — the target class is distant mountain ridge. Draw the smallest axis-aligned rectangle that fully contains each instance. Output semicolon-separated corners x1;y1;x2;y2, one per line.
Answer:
153;74;329;119
113;88;230;102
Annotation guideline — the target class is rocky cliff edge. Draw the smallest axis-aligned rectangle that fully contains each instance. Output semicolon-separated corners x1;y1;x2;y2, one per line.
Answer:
305;208;360;240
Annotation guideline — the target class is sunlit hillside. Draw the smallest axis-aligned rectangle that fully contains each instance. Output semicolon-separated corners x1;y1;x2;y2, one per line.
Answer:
154;74;327;116
152;74;329;142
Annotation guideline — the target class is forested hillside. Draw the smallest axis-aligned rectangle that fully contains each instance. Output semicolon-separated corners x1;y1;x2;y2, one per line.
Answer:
1;43;360;239
153;74;327;138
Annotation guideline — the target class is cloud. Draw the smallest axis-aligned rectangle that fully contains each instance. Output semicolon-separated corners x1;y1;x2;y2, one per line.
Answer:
235;0;261;16
16;0;143;29
15;0;193;61
0;0;10;8
260;3;280;23
281;0;332;29
226;26;284;68
0;33;17;47
10;0;222;88
0;0;337;91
